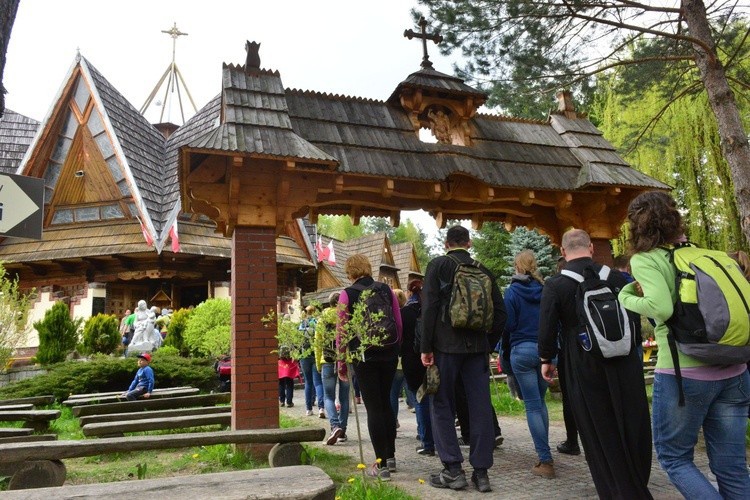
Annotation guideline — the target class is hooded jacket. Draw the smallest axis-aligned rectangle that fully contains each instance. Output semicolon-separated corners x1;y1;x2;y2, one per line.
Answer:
503;274;544;348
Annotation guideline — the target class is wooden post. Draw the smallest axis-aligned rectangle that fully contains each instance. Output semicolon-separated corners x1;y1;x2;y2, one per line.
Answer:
591;238;614;268
231;226;278;431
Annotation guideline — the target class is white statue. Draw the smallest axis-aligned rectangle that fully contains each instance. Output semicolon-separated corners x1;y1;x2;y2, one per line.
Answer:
129;300;162;353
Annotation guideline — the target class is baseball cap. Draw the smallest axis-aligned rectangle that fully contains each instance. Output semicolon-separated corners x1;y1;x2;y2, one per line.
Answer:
137;353;151;362
416;364;440;402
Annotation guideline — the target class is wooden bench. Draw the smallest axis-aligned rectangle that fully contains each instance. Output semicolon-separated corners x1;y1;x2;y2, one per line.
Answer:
0;404;34;411
0;465;335;499
0;434;57;444
79;406;229;426
64;387;195;401
0;428;34;437
82;412;231;437
0;410;61;432
73;393;230;417
63;388;200;406
0;395;55;407
0;427;326;490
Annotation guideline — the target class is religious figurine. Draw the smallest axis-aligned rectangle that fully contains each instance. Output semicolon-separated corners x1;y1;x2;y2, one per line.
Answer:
129;300;161;353
427;109;452;144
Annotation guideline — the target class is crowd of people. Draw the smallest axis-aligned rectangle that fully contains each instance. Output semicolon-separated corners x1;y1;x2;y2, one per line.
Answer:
271;200;749;497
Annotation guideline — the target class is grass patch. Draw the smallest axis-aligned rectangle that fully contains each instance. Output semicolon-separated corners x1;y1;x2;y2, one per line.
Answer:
336;475;418;499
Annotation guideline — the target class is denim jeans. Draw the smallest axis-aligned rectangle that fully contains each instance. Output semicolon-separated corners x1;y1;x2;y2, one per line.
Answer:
415;396;434;450
510;341;552;463
390;369;405;420
652;370;750;500
321;362;349;431
299;356;324;411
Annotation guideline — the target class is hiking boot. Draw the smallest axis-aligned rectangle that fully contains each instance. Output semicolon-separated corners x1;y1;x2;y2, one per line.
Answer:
279;402;285;407
367;463;390;481
531;461;556;479
318;408;326;419
429;468;468;490
471;469;492;493
386;458;397;472
557;440;580;455
416;446;435;456
326;427;343;446
286;402;293;408
494;434;504;447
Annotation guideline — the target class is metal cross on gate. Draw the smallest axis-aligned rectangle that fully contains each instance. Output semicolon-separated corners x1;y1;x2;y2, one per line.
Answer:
404;17;444;69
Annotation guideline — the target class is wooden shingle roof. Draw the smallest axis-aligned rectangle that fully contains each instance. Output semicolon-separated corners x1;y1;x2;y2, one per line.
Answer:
391;242;422;289
0;110;39;174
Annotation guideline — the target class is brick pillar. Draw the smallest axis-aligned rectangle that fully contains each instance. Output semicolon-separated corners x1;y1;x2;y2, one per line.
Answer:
591;238;614;267
231;226;278;430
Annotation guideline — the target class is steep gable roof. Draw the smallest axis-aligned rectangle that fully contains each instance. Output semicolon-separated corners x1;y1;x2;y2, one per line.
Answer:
391;242;422;288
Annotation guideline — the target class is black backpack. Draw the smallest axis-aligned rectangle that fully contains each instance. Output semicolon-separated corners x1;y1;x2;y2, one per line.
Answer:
562;265;632;360
350;281;400;351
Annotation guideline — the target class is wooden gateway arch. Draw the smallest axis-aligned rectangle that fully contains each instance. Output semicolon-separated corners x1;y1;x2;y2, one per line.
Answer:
177;40;667;431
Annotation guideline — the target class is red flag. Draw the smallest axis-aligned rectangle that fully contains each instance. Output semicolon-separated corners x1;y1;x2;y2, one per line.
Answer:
137;216;153;246
169;220;180;253
327;239;336;266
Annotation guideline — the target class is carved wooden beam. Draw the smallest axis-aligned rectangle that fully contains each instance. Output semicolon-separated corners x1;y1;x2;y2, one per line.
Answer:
228;173;241;228
520;190;535;207
51;259;81;274
389;211;400;227
435;211;446;229
350;206;361;226
276;179;290;235
472;213;484;230
334;175;344;194
480;187;495;204
429;183;442;201
381;179;394;198
556;192;573;210
22;263;48;276
286;160;296;170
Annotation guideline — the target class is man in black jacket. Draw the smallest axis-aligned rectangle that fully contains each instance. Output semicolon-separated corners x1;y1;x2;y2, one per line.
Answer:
538;229;652;499
421;225;506;493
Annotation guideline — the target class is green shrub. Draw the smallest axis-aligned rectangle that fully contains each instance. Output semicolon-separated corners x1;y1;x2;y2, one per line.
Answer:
0;354;217;401
81;314;120;355
163;308;193;356
34;302;83;365
0;263;36;370
183;299;230;358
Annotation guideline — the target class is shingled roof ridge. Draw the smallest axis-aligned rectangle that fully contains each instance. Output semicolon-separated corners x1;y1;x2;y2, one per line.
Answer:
222;63;280;77
475;111;548;125
285;87;383;105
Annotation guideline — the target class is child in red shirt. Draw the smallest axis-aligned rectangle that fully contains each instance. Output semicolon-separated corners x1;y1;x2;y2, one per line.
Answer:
278;346;300;407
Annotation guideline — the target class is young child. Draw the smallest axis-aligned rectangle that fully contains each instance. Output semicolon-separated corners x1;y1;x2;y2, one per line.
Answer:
278;346;300;407
121;353;155;401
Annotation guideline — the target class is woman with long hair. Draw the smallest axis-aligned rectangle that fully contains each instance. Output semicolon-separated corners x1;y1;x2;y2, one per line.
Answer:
619;191;750;499
505;250;554;478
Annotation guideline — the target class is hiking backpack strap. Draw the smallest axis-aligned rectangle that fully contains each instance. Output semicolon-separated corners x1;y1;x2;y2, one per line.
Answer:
665;245;686;407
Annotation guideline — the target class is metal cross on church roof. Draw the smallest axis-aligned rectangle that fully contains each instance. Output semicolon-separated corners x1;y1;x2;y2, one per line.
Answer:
404;17;444;69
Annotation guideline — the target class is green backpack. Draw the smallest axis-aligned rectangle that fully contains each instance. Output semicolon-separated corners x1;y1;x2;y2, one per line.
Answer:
445;253;494;332
665;243;750;403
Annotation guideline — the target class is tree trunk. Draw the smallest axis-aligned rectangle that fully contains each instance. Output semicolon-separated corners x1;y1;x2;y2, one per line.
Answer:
682;0;750;246
0;0;21;119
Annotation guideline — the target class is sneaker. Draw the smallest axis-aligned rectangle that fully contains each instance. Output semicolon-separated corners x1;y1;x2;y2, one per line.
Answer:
305;409;313;416
531;461;556;479
279;402;285;407
337;433;347;443
318;408;326;419
494;434;504;448
395;420;400;429
326;427;344;446
286;402;294;408
429;468;468;490
386;457;397;472
457;437;469;447
471;470;492;493
416;446;435;456
367;463;391;481
556;440;581;455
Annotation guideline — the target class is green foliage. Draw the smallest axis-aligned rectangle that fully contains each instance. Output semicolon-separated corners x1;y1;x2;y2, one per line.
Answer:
266;311;306;359
183;299;230;357
34;301;83;365
155;345;180;357
472;223;511;282
163;308;193;356
0;354;217;401
317;215;366;241
337;474;417;499
0;263;35;369
81;314;120;355
504;227;557;280
391;219;434;272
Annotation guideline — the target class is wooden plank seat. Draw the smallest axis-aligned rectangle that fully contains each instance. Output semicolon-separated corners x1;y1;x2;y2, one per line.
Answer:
0;465;335;499
81;412;231;437
64;387;195;401
0;427;326;490
73;393;230;417
0;428;34;437
0;434;57;444
0;410;61;432
79;406;230;426
0;404;34;411
0;396;56;407
63;388;200;407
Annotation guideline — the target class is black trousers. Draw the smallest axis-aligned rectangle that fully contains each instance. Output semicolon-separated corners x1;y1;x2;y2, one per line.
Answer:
353;357;397;465
278;377;294;405
456;372;501;440
556;347;579;444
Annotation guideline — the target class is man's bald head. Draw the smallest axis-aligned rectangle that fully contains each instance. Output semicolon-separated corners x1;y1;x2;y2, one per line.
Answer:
561;229;593;261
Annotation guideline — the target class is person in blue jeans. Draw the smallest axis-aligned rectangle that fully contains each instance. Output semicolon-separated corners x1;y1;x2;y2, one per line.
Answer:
620;191;750;499
299;305;325;418
315;292;349;445
505;250;554;479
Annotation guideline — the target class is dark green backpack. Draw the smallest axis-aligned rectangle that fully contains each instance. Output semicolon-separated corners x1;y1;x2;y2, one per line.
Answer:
445;253;494;332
